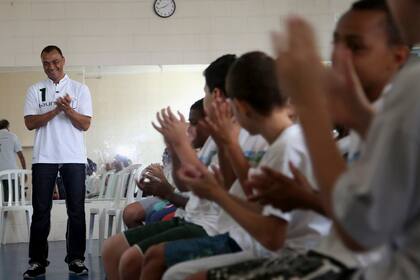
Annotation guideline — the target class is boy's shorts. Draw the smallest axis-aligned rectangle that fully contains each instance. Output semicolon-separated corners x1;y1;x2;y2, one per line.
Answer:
145;204;177;224
138;197;169;217
124;218;207;253
164;233;242;268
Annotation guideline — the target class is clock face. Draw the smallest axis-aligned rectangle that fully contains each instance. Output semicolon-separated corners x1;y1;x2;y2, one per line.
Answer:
154;0;176;18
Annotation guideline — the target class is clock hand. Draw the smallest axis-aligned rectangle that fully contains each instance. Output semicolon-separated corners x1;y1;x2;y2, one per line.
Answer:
158;3;169;9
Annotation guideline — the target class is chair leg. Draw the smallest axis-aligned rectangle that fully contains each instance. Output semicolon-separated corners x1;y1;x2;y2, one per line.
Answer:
98;210;106;256
25;209;32;242
1;212;8;245
88;213;96;254
0;211;3;246
116;210;122;234
107;215;114;238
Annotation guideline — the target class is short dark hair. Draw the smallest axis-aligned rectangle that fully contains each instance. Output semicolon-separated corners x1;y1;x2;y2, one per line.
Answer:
190;98;205;116
226;51;288;116
350;0;404;45
203;54;237;96
41;45;63;57
0;119;10;130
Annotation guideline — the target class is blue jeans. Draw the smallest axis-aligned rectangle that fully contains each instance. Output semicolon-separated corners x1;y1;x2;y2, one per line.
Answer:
29;163;86;266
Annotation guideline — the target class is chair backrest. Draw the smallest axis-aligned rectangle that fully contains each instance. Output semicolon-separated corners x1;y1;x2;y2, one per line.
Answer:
97;171;114;199
0;169;31;207
110;170;131;208
125;166;142;204
103;172;120;200
107;165;143;208
85;174;100;195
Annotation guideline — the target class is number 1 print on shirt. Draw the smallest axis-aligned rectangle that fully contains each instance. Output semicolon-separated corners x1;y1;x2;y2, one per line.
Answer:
40;88;46;102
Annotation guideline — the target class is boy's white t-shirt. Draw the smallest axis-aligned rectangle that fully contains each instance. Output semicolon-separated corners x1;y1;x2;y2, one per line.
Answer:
180;137;219;235
217;124;331;257
182;130;268;236
24;75;92;164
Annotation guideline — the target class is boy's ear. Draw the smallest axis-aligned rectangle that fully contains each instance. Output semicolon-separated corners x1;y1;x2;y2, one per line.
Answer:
212;88;226;100
286;103;297;122
232;99;252;116
393;45;410;68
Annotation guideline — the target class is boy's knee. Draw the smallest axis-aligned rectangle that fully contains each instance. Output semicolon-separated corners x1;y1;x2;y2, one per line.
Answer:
102;236;116;260
102;233;127;261
144;243;165;265
123;203;145;228
119;247;143;277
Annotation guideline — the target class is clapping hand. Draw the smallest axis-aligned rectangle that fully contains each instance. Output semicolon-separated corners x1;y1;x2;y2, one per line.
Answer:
247;163;316;212
326;45;373;134
152;107;189;147
273;17;326;107
136;164;174;199
202;98;240;147
55;94;72;113
177;164;224;201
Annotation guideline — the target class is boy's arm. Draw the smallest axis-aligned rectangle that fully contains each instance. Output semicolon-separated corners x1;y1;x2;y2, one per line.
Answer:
178;166;288;251
246;165;325;215
222;140;251;193
216;147;236;189
153;107;205;169
274;17;365;251
164;192;189;209
168;145;190;192
141;164;189;208
215;191;288;251
204;99;251;193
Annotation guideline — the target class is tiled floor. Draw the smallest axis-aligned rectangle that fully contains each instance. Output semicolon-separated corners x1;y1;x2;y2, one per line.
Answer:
0;240;105;280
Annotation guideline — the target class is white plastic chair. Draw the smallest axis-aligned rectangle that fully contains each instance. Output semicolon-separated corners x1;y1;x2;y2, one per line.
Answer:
106;166;143;233
104;171;131;236
124;164;143;204
0;169;32;245
87;165;142;255
85;174;101;198
87;170;118;254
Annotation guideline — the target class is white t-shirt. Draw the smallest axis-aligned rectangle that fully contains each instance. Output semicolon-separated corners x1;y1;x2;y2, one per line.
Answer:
182;131;268;236
24;74;92;164
217;124;331;257
333;59;420;280
0;129;22;179
182;137;220;235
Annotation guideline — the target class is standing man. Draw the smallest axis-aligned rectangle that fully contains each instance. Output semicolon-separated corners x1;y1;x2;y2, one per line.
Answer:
0;119;26;202
23;45;92;278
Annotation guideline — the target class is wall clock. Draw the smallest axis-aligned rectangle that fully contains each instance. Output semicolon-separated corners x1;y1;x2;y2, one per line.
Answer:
154;0;176;18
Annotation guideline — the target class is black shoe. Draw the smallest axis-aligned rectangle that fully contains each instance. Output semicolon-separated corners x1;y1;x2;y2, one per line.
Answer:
23;263;46;279
68;259;88;276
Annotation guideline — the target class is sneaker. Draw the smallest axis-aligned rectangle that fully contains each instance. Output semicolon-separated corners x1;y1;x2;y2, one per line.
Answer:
23;263;46;279
68;259;88;276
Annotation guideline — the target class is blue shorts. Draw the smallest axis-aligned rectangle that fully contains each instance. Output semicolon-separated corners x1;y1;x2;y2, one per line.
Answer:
145;204;177;224
138;197;169;217
164;233;242;268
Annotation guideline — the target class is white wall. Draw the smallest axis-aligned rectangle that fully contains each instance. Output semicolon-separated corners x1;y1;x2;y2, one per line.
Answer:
0;66;206;167
0;0;354;67
84;67;206;166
